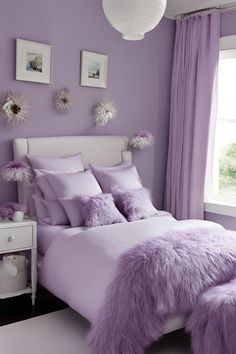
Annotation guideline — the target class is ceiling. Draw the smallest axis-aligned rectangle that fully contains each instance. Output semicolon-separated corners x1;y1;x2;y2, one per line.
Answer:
165;0;236;18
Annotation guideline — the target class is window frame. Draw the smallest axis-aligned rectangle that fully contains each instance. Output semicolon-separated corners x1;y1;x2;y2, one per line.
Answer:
204;35;236;217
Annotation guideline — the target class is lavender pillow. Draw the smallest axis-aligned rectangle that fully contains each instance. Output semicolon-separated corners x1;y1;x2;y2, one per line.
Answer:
114;188;158;222
43;199;70;226
76;194;126;227
59;198;83;227
46;170;102;198
90;161;131;174
27;153;84;172
92;165;142;193
34;170;57;199
33;195;50;225
33;195;48;219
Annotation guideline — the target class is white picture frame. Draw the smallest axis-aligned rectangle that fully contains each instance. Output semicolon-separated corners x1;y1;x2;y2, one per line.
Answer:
16;39;53;84
80;51;108;88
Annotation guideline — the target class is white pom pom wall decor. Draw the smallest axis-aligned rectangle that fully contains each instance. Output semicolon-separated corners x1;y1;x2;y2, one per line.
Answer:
94;99;116;126
129;130;154;150
54;87;73;113
0;92;29;127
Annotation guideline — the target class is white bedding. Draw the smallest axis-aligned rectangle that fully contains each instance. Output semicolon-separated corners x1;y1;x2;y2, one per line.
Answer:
38;212;222;329
37;224;89;255
37;211;172;255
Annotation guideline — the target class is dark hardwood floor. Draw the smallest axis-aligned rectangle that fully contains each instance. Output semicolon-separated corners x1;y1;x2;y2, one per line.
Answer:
0;286;67;327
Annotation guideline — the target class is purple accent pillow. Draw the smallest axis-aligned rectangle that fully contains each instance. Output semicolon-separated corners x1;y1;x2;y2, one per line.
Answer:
46;170;102;198
59;198;83;227
92;165;142;193
27;153;84;172
43;199;70;226
113;188;158;222
76;194;126;227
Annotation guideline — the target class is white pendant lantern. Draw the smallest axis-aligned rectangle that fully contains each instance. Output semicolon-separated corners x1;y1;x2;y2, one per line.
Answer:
102;0;167;41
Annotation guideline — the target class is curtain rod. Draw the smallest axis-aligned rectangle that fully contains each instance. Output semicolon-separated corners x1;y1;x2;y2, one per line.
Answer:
176;4;236;20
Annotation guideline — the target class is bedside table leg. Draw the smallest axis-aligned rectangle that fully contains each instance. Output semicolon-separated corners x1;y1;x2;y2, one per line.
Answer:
32;293;36;306
31;247;37;306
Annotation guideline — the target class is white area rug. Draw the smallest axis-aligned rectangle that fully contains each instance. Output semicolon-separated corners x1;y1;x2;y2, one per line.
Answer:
0;309;91;354
0;308;190;354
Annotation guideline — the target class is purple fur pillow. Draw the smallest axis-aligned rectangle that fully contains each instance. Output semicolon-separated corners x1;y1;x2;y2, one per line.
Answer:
76;194;126;227
113;188;158;222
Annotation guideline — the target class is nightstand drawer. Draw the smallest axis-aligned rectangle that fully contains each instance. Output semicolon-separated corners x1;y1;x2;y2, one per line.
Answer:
0;226;33;251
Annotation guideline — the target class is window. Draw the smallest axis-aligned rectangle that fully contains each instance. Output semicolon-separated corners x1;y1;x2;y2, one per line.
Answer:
205;36;236;216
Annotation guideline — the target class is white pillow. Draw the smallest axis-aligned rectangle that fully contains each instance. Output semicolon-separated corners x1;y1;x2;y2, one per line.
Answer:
45;170;102;198
28;153;84;172
92;165;142;193
90;161;131;172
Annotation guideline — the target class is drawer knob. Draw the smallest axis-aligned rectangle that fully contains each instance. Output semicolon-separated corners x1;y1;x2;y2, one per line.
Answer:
8;236;15;242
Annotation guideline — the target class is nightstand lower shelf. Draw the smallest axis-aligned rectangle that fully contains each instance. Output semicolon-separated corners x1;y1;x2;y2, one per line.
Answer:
0;286;32;299
0;220;37;306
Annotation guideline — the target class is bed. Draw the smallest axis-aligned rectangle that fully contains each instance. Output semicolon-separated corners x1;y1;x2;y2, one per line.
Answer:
13;135;223;344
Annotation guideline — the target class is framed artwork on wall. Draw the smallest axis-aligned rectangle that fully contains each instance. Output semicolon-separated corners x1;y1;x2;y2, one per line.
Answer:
80;51;108;88
16;39;53;84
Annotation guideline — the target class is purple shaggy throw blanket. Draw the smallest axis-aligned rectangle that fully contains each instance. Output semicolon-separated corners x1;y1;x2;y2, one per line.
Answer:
89;229;236;354
187;278;236;354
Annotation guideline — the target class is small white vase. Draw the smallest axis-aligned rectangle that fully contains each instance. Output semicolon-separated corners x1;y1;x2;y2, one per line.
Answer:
13;211;24;222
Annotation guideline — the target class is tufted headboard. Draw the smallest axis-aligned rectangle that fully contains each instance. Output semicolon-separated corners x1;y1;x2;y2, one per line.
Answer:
13;135;132;208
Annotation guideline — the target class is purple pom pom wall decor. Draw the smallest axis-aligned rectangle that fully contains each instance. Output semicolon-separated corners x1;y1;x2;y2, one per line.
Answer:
129;130;154;150
2;160;32;184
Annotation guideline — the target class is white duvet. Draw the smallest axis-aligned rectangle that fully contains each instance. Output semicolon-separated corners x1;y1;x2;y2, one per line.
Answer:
39;213;222;325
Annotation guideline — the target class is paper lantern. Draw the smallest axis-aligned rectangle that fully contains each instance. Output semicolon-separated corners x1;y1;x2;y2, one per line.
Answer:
102;0;167;40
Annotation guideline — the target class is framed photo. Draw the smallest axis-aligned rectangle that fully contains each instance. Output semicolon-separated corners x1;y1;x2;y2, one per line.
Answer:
80;51;108;88
16;39;53;84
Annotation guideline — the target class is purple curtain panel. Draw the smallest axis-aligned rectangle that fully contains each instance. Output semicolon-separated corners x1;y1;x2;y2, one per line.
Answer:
165;10;220;220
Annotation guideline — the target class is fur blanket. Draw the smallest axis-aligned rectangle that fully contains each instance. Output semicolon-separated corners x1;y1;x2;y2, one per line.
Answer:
89;229;236;354
187;278;236;354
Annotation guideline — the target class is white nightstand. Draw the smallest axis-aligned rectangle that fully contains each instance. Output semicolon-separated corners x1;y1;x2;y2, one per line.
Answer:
0;219;37;305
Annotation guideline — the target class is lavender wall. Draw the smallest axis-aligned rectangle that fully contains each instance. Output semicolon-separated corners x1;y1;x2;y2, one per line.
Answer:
205;11;236;230
0;0;175;206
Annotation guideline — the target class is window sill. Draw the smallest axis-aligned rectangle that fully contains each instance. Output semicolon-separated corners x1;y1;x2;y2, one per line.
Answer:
204;201;236;218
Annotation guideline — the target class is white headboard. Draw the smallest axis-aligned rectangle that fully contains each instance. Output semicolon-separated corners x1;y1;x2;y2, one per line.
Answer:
13;135;131;168
13;135;132;208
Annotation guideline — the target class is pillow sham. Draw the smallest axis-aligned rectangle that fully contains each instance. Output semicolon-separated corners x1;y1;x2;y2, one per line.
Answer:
33;195;50;224
46;170;102;198
43;199;70;226
76;194;126;227
92;165;142;193
34;170;57;199
59;198;83;227
113;188;158;222
90;161;131;173
27;153;84;172
33;195;48;219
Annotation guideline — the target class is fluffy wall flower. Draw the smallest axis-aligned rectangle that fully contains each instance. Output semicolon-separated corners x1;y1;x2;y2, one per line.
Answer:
54;88;73;113
0;92;29;126
94;99;116;126
2;160;32;184
0;202;27;221
129;130;154;150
